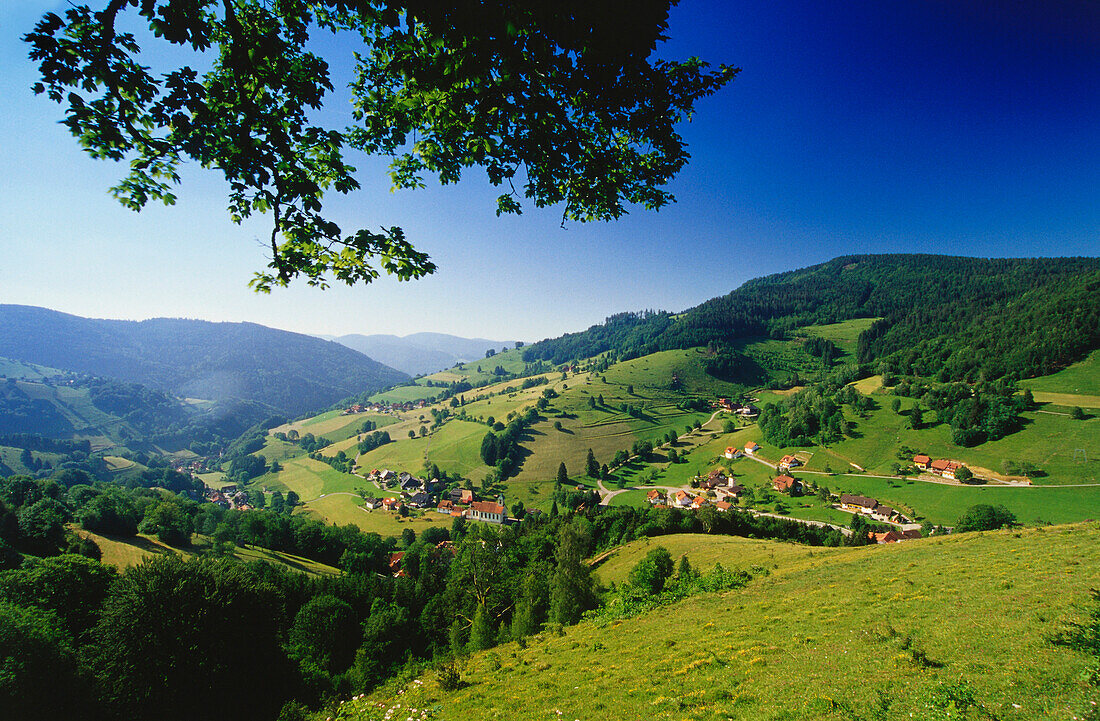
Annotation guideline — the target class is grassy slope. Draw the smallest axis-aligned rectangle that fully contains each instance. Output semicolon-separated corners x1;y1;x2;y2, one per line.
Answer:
1021;349;1100;397
75;529;340;577
369;348;532;404
340;524;1100;721
296;495;453;537
0;356;64;380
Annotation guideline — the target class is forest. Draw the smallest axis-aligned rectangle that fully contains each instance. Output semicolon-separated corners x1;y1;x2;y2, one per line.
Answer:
523;255;1100;383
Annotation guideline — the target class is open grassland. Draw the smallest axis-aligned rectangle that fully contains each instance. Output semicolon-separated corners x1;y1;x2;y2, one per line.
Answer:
14;379;128;438
343;524;1100;721
796;317;879;362
296;494;452;537
786;393;1100;485
817;472;1100;526
369;349;534;404
1022;349;1100;396
75;529;339;576
592;533;846;586
0;445;65;475
0;356;63;380
257;455;364;499
276;411;396;442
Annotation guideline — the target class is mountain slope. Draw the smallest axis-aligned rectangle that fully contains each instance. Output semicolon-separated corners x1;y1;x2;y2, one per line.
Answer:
523;254;1100;381
0;306;408;416
331;332;514;376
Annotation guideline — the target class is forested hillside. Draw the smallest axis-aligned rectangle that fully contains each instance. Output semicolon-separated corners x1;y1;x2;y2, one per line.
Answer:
0;306;409;416
523;255;1100;381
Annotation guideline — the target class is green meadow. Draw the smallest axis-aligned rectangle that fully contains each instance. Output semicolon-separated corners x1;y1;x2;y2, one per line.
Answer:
338;523;1100;721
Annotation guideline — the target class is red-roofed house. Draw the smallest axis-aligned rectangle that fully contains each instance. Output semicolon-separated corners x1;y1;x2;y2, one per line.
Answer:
672;490;693;508
715;501;733;512
647;489;666;505
468;501;506;524
929;459;961;480
913;454;931;470
437;499;455;514
773;474;800;493
691;495;709;509
725;446;743;460
778;455;802;472
744;442;761;456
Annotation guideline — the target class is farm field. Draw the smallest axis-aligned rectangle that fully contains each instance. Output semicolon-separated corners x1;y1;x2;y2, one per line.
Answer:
345;523;1100;721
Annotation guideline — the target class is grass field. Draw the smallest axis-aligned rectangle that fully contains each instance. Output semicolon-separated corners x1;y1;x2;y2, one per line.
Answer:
340;523;1100;721
591;532;845;586
796;317;879;363
75;528;340;576
296;494;453;537
817;472;1100;526
1021;349;1100;396
0;356;64;380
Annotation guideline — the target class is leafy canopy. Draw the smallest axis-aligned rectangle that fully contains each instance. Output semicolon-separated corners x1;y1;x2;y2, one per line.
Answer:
25;0;737;290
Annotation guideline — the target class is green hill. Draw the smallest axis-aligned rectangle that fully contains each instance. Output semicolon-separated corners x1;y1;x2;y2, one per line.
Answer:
523;254;1100;382
334;524;1100;721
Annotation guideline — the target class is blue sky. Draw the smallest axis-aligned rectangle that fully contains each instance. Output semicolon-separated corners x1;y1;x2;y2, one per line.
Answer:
1;1;1096;343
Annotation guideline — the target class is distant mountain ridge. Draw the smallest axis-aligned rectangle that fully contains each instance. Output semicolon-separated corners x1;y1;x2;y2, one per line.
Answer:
330;331;516;376
0;305;409;416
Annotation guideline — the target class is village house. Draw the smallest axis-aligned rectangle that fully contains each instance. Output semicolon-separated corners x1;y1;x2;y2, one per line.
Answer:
379;469;397;484
718;397;735;411
772;474;800;494
671;489;693;508
700;469;729;490
913;454;931;470
363;497;384;510
724;483;745;499
436;499;455;514
468;500;506;524
870;528;923;544
406;491;432;508
399;475;423;492
744;441;761;456
839;494;879;514
448;488;476;505
691;495;709;509
870;504;898;522
715;500;733;512
777;455;802;473
724;446;743;460
929;459;962;480
647;489;666;505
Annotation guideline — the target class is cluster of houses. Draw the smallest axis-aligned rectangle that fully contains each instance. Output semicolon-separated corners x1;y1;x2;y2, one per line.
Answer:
647;488;740;513
342;398;430;416
912;454;967;480
362;469;509;525
717;398;759;417
171;456;221;475
204;486;253;511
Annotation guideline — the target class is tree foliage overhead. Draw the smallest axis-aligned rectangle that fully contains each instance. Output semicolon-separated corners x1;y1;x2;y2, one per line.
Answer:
25;0;737;290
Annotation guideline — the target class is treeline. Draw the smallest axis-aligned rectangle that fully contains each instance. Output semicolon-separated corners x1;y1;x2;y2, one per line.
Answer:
1;451;863;721
892;377;1029;446
757;368;874;446
479;406;540;480
523;255;1100;382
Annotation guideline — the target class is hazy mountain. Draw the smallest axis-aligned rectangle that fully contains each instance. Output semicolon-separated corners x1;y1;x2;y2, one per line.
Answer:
331;332;516;376
0;305;408;417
